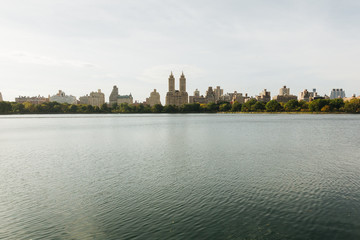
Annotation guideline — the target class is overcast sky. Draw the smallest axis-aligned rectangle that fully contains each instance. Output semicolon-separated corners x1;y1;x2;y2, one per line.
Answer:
1;0;359;102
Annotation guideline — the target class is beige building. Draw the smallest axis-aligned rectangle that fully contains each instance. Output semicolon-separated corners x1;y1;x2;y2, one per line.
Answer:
256;89;271;102
109;85;133;105
298;89;317;102
15;95;49;104
189;89;207;104
165;72;188;106
50;90;77;104
0;92;3;102
343;94;360;102
273;86;297;103
214;86;224;102
205;87;216;103
79;89;105;107
146;89;161;106
231;91;246;103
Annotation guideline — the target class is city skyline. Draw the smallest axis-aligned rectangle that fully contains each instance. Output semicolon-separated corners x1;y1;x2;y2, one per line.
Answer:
1;1;360;102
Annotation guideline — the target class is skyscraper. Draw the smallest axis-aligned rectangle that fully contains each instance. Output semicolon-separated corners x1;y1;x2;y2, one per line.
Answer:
165;72;188;106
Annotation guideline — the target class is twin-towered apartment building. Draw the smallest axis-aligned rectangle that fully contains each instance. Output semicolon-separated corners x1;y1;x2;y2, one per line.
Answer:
1;72;357;106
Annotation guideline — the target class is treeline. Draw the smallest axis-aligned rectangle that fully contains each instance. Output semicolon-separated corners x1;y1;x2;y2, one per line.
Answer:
0;98;360;114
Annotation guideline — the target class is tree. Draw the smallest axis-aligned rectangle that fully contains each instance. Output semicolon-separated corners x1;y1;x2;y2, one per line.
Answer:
344;99;360;113
11;102;25;113
298;100;309;111
206;102;219;112
309;99;330;112
219;102;231;112
265;100;283;112
0;102;12;114
329;99;344;111
231;101;242;112
251;101;266;112
241;99;257;112
151;104;164;113
284;99;300;112
163;105;178;113
100;103;110;113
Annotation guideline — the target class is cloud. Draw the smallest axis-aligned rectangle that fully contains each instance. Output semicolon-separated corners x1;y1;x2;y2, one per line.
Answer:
9;51;97;68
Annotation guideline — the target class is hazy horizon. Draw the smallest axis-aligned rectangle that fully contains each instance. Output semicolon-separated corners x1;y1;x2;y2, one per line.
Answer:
1;0;360;103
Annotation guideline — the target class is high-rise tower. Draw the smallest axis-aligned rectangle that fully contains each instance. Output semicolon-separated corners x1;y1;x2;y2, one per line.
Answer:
168;72;175;92
166;71;188;106
179;72;186;92
109;86;119;105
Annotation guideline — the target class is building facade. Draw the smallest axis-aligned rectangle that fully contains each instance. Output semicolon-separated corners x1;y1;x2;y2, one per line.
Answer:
214;86;224;102
165;72;188;106
15;95;49;104
79;89;105;107
273;86;297;103
205;87;216;103
146;89;161;106
50;90;77;104
0;92;3;102
109;85;133;105
189;89;207;104
330;89;346;99
256;89;271;102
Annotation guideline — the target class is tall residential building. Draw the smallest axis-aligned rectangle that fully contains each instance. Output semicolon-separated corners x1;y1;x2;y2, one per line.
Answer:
231;91;246;104
330;89;346;99
165;72;188;106
214;86;224;101
256;89;271;102
109;85;133;105
146;89;161;106
79;89;105;107
0;92;3;102
189;89;207;104
273;86;297;103
15;95;49;104
298;89;318;102
50;90;77;104
205;87;216;103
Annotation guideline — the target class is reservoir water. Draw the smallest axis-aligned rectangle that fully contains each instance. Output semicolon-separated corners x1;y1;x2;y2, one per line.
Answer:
0;114;359;240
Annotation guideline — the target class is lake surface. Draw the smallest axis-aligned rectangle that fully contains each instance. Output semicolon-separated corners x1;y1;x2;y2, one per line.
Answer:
0;114;359;240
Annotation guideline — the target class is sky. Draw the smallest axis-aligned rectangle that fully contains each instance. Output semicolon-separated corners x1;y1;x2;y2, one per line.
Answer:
1;0;360;103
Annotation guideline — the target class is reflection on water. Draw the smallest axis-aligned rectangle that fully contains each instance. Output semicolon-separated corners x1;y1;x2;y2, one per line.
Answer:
0;114;359;240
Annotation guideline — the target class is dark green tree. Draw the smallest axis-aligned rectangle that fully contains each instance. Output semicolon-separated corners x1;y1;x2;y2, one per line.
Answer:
219;102;231;112
151;104;164;113
265;100;283;112
284;99;300;111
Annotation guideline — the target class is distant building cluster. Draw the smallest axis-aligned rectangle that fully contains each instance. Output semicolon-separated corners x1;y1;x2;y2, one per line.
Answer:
79;89;105;107
109;85;133;106
2;72;359;106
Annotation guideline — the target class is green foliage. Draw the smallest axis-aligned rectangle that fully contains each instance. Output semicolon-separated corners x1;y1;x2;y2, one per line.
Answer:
265;100;283;112
251;101;266;112
231;101;242;112
284;99;300;111
219;102;231;112
206;102;219;112
329;98;344;111
0;101;12;114
151;104;164;113
241;99;257;112
309;99;330;112
344;99;360;113
180;103;201;113
1;99;357;114
163;105;178;113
